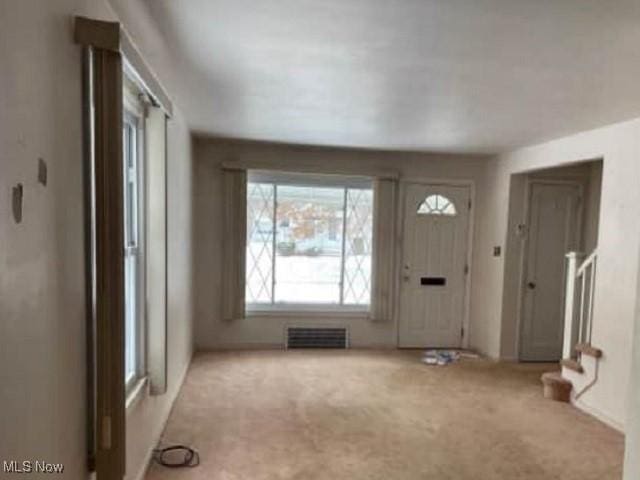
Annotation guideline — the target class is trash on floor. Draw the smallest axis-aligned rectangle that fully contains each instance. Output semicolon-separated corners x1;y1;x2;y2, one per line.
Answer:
422;350;480;366
421;349;481;365
422;350;460;365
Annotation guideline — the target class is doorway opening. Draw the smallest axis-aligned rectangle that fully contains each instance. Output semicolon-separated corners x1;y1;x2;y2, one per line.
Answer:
501;160;603;362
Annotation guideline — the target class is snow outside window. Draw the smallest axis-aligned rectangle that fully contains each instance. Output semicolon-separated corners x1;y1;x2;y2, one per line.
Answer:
246;178;373;308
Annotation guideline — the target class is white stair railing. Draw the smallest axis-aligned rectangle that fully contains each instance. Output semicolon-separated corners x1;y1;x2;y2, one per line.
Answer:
563;250;597;359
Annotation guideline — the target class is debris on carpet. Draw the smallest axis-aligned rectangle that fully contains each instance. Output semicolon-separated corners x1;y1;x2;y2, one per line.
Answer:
421;350;480;365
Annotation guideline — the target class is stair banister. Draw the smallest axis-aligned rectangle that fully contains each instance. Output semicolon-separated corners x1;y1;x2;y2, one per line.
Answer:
587;256;597;342
563;252;585;359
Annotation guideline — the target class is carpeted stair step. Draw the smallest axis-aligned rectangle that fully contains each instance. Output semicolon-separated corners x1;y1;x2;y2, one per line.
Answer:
541;372;572;402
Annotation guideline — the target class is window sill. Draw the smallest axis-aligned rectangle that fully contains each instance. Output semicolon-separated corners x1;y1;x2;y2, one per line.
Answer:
125;376;148;411
246;305;370;319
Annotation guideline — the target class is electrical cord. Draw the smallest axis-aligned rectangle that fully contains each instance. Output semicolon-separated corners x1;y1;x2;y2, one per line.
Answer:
152;445;200;468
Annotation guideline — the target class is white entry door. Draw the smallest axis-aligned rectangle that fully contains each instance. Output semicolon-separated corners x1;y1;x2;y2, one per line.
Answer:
520;182;582;361
398;184;471;348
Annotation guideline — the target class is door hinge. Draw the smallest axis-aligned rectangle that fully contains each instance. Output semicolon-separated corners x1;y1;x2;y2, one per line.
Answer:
464;264;469;275
468;199;472;210
461;327;465;339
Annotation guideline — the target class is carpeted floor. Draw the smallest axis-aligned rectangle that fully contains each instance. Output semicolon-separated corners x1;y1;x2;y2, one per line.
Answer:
145;350;624;480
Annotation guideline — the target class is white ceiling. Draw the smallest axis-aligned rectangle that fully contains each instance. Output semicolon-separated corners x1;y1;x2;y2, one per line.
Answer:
145;0;640;154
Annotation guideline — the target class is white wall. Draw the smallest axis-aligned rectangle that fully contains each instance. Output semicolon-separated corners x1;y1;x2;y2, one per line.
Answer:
625;273;640;478
471;118;640;429
583;161;603;253
193;137;490;349
0;2;194;480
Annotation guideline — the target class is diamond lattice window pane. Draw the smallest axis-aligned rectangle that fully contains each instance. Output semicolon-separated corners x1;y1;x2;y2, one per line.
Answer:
343;188;373;305
246;182;275;303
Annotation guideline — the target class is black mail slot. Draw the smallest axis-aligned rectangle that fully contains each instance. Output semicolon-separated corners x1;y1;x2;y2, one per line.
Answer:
421;277;446;286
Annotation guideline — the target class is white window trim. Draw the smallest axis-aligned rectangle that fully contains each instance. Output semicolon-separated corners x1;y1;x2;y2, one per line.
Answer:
246;172;374;312
125;376;148;410
246;303;370;315
124;74;148;395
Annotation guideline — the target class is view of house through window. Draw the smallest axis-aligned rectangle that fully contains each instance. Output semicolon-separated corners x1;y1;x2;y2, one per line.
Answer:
246;175;373;308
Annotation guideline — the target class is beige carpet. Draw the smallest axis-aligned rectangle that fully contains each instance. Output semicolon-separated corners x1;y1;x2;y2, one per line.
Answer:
145;350;623;480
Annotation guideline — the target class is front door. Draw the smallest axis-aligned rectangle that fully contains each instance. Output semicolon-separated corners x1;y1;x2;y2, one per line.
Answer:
520;182;582;361
398;184;471;348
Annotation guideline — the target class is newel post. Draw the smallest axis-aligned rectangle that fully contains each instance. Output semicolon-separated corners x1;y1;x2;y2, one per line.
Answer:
563;252;584;359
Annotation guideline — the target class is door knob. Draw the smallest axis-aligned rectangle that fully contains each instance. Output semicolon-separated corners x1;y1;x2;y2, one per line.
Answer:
527;281;536;289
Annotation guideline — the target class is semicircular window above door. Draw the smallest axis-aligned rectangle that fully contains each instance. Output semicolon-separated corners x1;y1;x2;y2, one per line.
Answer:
417;194;457;216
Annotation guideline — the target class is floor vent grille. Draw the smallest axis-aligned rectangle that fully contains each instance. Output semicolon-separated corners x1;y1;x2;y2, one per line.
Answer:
286;327;348;349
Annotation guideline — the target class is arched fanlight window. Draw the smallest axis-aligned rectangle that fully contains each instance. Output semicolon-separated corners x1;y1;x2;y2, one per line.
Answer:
417;194;457;216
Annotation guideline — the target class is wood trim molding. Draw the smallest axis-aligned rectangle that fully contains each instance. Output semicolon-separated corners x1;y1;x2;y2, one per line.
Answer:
80;45;127;480
74;16;174;117
75;16;120;51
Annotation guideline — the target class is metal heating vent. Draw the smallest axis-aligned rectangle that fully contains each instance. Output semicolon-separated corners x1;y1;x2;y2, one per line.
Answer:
286;327;348;349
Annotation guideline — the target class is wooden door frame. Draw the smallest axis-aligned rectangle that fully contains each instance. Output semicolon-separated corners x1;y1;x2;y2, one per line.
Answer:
516;178;584;361
395;178;475;349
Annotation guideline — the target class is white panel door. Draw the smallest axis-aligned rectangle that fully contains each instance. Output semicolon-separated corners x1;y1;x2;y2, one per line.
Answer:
520;182;582;361
398;184;470;348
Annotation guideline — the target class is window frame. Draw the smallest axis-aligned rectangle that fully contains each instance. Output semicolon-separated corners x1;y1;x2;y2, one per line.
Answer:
417;193;458;216
123;78;147;396
245;173;374;314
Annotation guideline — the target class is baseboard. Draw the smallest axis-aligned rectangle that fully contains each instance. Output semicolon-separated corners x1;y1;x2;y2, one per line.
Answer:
470;348;501;362
347;343;397;349
132;350;194;480
572;397;625;433
199;342;284;350
197;342;398;351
